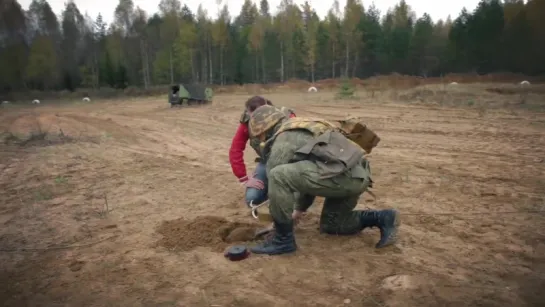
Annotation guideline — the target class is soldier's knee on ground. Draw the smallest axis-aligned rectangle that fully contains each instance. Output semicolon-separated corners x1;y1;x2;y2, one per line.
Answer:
318;211;340;234
318;209;365;235
319;219;359;235
319;222;338;234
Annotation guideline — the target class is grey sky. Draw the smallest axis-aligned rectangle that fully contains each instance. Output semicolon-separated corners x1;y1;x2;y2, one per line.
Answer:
19;0;480;24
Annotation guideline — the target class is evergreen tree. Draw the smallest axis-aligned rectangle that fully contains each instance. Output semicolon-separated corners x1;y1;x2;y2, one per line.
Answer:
0;0;543;94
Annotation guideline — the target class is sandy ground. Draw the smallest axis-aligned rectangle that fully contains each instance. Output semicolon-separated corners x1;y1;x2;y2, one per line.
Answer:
1;88;545;306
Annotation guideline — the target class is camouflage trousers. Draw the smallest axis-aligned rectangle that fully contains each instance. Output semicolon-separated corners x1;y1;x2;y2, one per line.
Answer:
268;160;371;234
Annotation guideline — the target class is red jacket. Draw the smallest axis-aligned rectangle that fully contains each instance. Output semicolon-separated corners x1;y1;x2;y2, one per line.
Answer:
229;113;296;182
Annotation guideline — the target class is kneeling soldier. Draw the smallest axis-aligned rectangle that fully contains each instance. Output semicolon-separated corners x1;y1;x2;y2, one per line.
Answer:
248;105;400;255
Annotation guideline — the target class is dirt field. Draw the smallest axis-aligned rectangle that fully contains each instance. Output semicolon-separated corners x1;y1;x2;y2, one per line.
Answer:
1;85;545;306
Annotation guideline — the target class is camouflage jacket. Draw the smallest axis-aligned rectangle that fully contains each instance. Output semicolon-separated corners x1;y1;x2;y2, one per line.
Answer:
263;117;367;179
240;106;295;157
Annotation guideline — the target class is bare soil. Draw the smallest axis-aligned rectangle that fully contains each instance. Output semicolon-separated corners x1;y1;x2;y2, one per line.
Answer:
156;216;260;252
1;88;545;307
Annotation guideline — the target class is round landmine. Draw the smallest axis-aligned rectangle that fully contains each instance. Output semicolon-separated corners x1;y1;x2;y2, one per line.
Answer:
224;245;250;261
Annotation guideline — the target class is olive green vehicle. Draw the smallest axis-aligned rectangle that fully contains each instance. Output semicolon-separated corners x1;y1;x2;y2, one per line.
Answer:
169;84;214;107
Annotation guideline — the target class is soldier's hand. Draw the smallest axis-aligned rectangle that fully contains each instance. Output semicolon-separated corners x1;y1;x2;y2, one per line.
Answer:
292;210;306;225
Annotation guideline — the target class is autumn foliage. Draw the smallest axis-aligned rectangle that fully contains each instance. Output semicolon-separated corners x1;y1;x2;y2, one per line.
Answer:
0;0;544;98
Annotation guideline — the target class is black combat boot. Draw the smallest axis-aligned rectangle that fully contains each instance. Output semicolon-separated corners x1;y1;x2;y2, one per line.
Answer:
359;209;400;248
250;220;297;255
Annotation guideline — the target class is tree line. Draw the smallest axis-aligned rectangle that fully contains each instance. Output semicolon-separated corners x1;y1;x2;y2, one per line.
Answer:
0;0;543;94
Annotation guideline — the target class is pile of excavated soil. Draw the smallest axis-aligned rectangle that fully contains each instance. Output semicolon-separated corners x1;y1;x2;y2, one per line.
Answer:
156;216;261;252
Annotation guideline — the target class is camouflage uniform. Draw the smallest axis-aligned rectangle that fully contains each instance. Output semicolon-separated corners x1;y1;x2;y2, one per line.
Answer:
239;106;295;206
248;105;399;255
239;107;295;158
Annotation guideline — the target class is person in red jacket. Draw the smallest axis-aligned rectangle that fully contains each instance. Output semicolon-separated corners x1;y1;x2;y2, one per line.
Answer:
229;96;296;207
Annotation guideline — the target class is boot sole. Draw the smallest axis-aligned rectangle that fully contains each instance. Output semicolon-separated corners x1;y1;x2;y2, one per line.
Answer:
376;210;401;248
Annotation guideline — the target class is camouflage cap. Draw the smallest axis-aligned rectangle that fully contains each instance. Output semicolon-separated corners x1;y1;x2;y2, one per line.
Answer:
249;105;287;137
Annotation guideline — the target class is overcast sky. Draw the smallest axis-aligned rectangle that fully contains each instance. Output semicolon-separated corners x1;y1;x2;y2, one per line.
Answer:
19;0;480;24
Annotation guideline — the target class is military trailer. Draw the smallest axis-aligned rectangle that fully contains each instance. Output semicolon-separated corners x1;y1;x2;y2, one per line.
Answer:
169;84;214;107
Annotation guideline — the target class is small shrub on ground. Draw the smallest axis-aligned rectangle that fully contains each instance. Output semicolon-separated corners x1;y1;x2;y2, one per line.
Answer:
335;77;356;100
